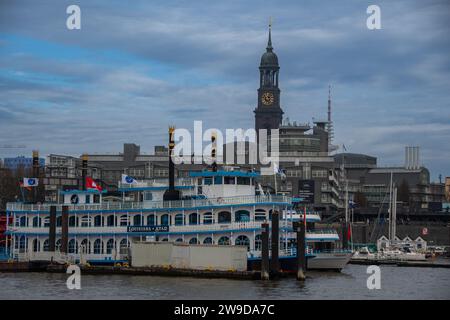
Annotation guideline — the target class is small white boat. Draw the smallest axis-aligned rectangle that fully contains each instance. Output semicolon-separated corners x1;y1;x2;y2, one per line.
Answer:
379;247;426;261
352;246;377;260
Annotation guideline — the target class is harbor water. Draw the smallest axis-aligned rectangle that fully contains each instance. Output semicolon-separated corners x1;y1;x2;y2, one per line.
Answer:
1;264;449;300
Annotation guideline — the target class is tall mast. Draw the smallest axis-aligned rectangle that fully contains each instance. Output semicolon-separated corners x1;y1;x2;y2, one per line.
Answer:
327;85;334;147
388;171;393;243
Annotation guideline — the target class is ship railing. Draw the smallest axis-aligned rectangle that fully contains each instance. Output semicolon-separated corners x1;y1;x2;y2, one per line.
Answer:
248;247;310;258
283;213;322;222
6;195;292;212
12;220;293;234
306;229;339;235
118;177;196;189
309;249;352;254
171;220;293;233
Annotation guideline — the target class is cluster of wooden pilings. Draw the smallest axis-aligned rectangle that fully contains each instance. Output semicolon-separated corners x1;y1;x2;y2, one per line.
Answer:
260;211;306;281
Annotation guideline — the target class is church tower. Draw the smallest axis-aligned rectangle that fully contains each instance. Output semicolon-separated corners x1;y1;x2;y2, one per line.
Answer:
254;21;284;135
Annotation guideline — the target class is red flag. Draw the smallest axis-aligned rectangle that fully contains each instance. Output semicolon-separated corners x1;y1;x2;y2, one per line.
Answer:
19;181;32;191
86;177;103;191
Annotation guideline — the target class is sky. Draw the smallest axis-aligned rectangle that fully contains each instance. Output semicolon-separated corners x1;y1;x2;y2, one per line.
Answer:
0;0;449;181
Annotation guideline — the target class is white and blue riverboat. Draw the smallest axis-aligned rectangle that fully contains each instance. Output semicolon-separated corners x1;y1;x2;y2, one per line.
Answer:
5;168;351;271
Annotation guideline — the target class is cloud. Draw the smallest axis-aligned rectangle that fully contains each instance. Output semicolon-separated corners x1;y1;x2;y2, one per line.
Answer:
0;0;449;180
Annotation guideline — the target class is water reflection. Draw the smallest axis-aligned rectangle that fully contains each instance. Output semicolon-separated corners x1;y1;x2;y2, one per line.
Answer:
0;265;449;300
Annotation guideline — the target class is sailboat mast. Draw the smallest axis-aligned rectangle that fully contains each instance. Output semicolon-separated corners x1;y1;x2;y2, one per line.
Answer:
393;186;397;241
388;171;393;243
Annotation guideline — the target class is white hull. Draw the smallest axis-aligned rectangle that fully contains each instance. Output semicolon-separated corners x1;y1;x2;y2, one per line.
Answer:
307;252;352;271
352;252;427;262
381;252;427;261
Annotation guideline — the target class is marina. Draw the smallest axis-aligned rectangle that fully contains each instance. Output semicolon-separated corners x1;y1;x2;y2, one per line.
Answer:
0;1;449;303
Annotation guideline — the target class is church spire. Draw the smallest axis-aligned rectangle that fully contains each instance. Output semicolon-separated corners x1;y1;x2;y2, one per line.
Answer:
267;17;273;51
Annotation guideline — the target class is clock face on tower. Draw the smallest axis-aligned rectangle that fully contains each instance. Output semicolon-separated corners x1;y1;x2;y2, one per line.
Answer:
261;92;274;105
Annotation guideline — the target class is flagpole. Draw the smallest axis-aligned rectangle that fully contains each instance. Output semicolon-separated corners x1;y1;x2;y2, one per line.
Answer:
351;207;354;252
18;178;25;203
274;172;277;195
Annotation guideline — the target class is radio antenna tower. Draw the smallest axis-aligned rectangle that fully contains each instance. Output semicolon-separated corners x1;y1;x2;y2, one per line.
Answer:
327;85;334;144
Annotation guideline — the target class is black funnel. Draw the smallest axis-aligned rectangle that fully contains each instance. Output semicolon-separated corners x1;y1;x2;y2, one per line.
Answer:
163;126;181;201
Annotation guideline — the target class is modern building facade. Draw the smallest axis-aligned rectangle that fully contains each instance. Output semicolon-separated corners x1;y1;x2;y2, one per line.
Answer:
445;177;450;202
3;156;45;171
333;148;440;212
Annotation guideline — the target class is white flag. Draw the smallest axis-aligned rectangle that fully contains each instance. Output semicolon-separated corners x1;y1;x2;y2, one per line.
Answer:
273;162;280;174
121;174;137;184
23;178;39;187
273;162;285;177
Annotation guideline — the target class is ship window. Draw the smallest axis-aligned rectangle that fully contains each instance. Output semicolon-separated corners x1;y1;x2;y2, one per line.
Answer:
144;192;153;201
237;177;250;185
160;214;169;226
17;236;27;251
94;215;102;227
107;215;115;227
69;216;78;227
175;238;184;242
254;209;266;221
189;237;198;244
203;212;213;224
235;235;250;250
255;234;262;251
32;216;42;227
214;176;222;185
119;215;129;226
106;239;115;254
81;216;91;227
203;237;213;244
133;215;142;226
204;177;212;185
119;239;129;254
224;176;235;184
235;210;250;222
218;211;231;224
68;239;78;254
81;239;91;254
57;216;62;227
32;239;40;252
188;213;198;225
93;239;103;254
18;216;27;227
43;216;50;227
218;236;230;246
174;214;184;226
85;195;90;204
147;214;155;226
43;239;49;252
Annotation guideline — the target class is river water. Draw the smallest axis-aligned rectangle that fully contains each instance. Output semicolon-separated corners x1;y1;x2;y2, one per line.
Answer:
1;264;449;300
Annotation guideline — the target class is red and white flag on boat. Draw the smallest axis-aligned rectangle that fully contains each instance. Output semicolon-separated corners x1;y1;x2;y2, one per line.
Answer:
347;223;352;241
86;177;103;191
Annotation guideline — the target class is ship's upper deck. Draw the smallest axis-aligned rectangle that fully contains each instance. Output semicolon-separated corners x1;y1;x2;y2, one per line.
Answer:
7;194;292;213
